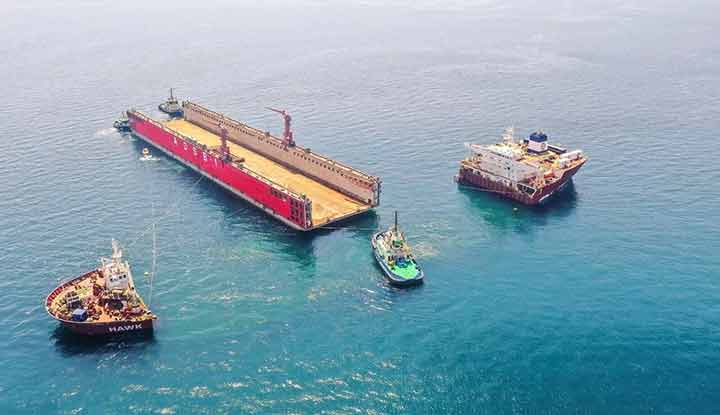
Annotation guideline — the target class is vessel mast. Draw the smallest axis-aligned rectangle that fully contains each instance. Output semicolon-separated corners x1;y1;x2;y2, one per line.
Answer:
148;208;157;307
503;127;515;143
111;239;122;262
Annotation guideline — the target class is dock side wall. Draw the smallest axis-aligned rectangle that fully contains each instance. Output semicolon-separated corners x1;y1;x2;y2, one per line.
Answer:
182;101;380;206
127;111;311;230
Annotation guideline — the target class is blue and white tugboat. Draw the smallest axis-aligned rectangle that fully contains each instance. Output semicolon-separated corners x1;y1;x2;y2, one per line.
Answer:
158;88;183;117
113;111;131;132
371;211;424;286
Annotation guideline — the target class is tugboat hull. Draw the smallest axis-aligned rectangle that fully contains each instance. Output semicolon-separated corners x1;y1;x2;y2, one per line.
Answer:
113;112;131;132
158;104;183;117
59;318;154;336
45;252;157;337
113;121;131;132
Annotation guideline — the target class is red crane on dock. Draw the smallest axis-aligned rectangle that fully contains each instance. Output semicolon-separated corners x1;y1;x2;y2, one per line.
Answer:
267;107;295;147
219;124;230;161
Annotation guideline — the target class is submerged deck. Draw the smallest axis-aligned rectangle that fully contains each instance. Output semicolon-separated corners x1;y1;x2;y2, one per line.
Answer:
162;119;368;226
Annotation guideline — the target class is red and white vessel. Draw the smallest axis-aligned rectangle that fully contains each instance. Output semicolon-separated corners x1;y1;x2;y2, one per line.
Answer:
456;128;587;204
127;99;381;231
45;240;156;336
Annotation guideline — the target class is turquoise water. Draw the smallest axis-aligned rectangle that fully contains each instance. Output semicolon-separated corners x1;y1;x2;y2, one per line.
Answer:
2;1;719;413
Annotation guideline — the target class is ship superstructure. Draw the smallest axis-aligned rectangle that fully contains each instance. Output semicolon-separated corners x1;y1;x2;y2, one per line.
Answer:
456;128;586;204
127;98;381;230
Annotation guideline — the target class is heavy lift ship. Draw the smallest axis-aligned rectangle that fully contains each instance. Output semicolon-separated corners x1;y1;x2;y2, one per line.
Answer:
457;128;586;205
127;100;381;231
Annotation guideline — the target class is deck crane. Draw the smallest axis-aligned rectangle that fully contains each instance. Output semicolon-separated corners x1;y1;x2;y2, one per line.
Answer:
266;107;295;147
219;124;230;161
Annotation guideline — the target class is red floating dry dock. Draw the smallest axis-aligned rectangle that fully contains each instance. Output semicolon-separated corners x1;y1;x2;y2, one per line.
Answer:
127;101;381;230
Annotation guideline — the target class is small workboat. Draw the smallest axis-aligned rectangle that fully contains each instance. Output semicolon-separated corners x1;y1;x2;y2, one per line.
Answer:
371;211;424;286
140;147;154;161
158;88;183;117
113;111;131;132
45;240;157;336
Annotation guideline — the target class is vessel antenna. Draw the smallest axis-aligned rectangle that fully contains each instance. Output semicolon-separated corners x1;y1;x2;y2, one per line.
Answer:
148;204;157;308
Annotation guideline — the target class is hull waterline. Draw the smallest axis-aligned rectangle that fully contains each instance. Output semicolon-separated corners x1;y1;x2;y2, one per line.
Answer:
457;159;585;205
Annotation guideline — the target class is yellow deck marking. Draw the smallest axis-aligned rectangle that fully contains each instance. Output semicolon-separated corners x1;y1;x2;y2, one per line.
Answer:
162;119;368;225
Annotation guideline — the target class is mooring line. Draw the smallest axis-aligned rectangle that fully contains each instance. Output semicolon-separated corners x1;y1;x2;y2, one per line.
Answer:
126;174;206;249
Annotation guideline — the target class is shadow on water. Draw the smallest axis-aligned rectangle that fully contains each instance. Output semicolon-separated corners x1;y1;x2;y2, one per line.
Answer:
50;325;156;357
128;137;380;270
373;276;427;313
381;278;426;295
315;210;380;236
458;181;579;233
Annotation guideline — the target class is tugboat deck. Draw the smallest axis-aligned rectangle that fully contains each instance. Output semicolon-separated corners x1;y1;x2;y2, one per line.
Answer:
162;118;369;226
47;271;152;324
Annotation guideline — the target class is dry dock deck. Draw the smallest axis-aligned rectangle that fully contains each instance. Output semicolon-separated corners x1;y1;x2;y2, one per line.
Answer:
162;119;368;225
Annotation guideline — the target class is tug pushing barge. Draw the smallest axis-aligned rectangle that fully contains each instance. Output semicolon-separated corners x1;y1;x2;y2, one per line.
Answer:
127;101;381;231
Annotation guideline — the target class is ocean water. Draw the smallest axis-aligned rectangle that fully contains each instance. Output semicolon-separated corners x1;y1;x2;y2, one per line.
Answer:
1;1;719;413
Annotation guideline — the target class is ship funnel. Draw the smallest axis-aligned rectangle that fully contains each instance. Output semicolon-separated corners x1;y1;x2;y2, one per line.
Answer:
527;131;549;153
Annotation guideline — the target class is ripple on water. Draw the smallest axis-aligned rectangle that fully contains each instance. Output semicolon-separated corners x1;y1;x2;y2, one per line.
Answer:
2;2;720;414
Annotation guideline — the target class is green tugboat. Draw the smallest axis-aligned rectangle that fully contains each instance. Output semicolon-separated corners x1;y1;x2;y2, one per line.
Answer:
371;211;424;286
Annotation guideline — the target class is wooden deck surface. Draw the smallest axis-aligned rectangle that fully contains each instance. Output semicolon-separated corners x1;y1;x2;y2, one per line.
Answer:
162;119;368;225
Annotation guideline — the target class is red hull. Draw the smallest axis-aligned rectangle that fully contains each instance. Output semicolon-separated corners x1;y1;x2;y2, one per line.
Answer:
457;160;585;205
127;112;310;230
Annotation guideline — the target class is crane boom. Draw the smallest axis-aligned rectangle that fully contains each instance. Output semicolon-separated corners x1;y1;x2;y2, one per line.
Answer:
266;107;294;146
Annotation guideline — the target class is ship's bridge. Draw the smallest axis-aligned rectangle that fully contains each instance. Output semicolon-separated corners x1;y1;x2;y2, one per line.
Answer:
106;272;130;290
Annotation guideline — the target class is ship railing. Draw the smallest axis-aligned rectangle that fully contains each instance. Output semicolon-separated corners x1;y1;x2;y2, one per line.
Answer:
129;110;309;206
183;101;379;183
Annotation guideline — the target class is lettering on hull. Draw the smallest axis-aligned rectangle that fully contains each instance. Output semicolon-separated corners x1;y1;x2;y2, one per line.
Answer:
128;113;310;230
108;323;144;333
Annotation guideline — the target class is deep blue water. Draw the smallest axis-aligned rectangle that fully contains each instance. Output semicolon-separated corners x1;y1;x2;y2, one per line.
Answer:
2;1;719;413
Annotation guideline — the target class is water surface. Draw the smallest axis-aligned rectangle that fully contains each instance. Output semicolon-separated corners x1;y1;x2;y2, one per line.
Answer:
1;1;719;413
